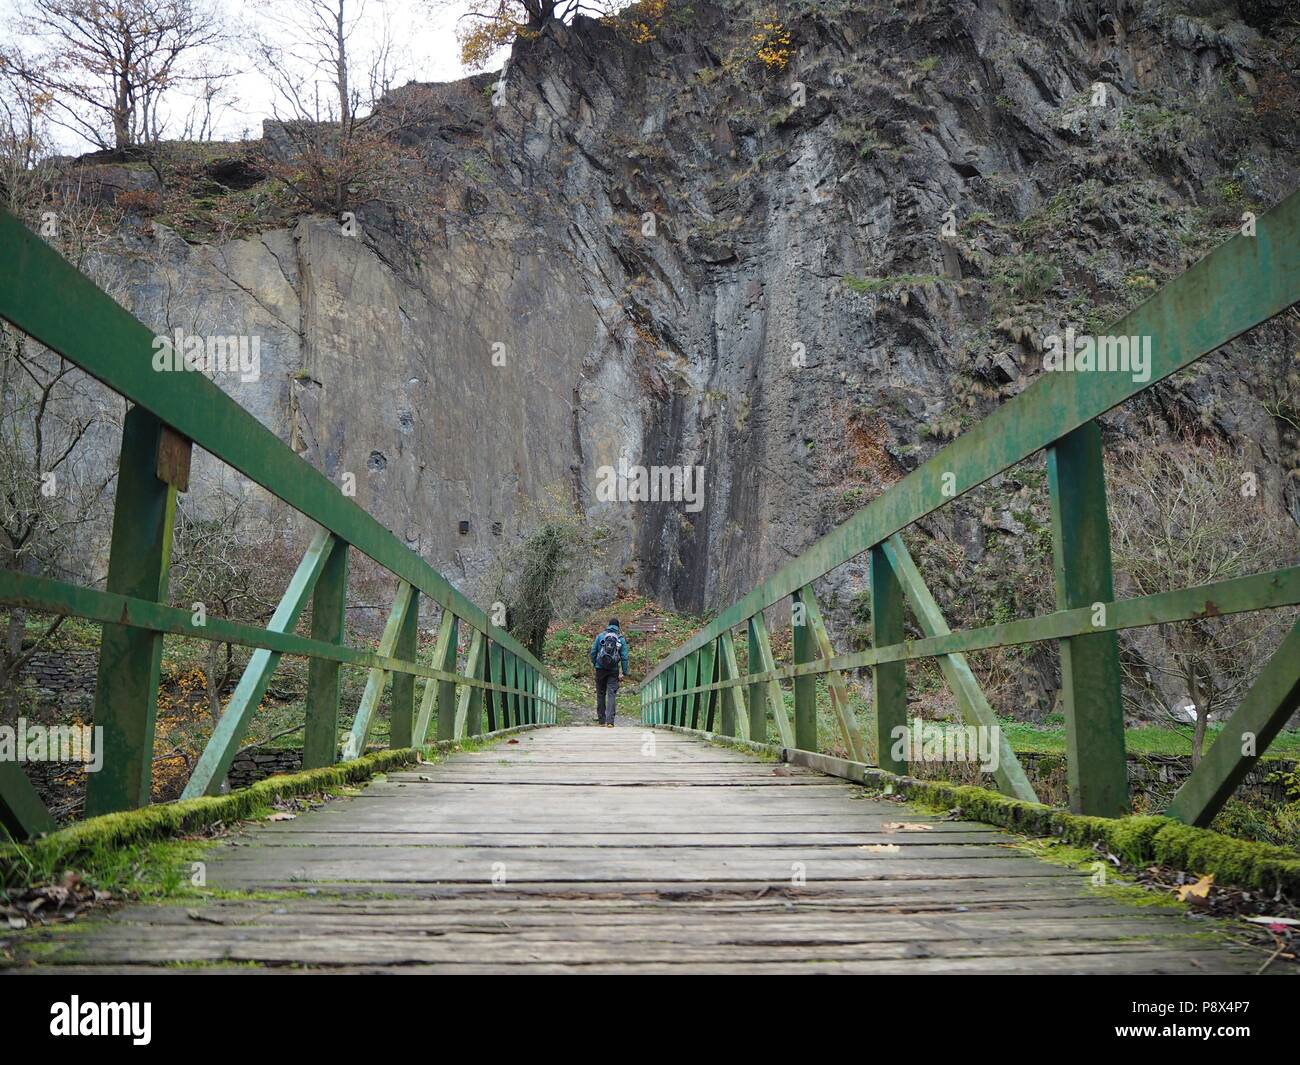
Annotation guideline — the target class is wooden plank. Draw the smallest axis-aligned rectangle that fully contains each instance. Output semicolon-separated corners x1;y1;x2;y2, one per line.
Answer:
16;726;1261;975
880;535;1036;802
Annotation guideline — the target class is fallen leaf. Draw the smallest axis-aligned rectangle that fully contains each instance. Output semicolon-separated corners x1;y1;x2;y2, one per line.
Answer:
6;916;27;930
265;811;296;822
1243;916;1299;927
859;844;901;853
1176;873;1214;902
881;822;934;833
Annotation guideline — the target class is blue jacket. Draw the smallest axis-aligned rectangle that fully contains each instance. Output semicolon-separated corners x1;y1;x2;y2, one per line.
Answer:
590;624;629;674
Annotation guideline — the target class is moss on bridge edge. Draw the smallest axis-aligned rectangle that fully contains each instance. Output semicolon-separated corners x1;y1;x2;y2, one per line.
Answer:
0;747;423;892
659;731;1300;897
841;759;1300;896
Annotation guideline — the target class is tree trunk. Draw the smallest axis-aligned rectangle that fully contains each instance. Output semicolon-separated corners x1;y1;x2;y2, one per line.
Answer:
206;640;224;726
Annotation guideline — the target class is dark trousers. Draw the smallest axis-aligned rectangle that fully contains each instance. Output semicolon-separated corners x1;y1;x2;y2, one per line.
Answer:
595;668;620;724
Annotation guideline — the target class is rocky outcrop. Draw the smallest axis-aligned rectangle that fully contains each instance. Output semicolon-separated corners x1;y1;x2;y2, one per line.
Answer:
60;1;1297;712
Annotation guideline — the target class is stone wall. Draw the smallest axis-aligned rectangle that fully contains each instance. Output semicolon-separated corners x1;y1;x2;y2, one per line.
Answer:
15;649;99;716
226;748;304;790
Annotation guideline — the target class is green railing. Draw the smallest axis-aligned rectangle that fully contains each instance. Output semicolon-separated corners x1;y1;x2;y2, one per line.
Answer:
0;208;557;840
641;188;1300;826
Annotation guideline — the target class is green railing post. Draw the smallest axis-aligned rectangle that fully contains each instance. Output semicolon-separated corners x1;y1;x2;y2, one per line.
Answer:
746;619;765;742
303;535;349;769
455;629;487;738
792;589;818;752
503;652;517;728
342;581;415;759
749;612;794;747
697;640;717;730
796;587;870;764
485;642;503;730
716;631;749;739
389;589;421;748
85;407;178;817
0;761;55;838
435;614;462;741
870;543;907;774
1047;421;1129;817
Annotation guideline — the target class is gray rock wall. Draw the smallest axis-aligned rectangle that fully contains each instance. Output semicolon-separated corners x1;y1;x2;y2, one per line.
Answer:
59;0;1298;643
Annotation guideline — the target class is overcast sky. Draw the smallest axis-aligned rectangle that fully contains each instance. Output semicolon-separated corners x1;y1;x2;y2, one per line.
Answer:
1;0;501;153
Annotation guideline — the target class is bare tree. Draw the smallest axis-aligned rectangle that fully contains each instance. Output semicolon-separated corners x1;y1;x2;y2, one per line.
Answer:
5;0;228;152
168;482;283;725
255;0;423;215
1109;436;1300;765
0;48;56;215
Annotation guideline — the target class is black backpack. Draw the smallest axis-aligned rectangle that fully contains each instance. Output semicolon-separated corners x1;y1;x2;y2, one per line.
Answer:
595;631;621;670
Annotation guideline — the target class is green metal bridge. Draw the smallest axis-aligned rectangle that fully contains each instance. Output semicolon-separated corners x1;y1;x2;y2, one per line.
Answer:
0;189;1298;974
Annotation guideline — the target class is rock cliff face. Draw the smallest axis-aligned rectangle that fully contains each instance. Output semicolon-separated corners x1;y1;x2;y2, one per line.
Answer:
88;0;1298;635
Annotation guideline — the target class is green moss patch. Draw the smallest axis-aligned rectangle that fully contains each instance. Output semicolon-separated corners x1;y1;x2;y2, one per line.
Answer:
854;770;1300;897
1;747;421;893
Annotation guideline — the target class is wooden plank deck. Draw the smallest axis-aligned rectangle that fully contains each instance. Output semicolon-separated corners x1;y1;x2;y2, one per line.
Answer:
16;727;1260;973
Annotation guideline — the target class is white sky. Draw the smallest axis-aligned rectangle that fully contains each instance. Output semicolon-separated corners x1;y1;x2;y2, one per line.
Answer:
1;0;500;153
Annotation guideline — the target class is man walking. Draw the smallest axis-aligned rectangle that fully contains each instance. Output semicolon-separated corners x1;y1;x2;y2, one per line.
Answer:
590;617;629;727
